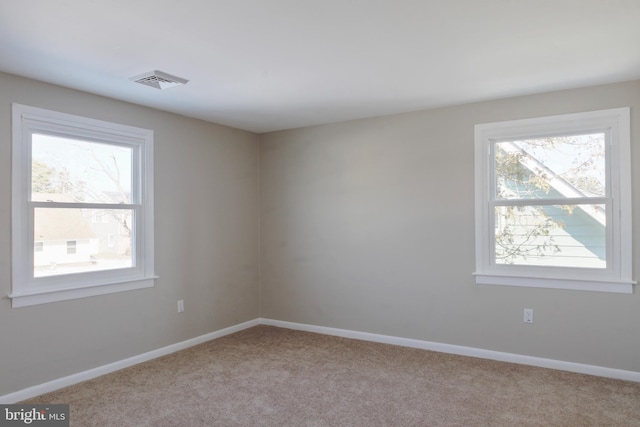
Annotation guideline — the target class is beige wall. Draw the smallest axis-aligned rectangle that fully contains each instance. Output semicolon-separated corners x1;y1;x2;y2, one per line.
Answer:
2;72;638;398
260;80;640;372
0;72;260;396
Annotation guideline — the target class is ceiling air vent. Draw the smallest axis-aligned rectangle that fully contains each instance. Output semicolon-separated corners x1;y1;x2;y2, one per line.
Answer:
129;70;189;89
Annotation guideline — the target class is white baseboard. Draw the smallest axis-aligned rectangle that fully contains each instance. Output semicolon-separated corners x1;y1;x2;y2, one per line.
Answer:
0;319;260;404
3;316;638;403
259;318;640;383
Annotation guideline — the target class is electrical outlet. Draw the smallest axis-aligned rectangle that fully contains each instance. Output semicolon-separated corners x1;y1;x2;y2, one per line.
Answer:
177;300;184;313
523;308;533;324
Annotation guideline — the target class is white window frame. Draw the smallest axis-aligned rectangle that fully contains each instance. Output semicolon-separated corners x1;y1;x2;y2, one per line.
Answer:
11;104;156;307
474;108;634;293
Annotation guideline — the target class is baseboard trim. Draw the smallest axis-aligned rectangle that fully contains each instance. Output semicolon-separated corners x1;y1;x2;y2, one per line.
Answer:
4;316;638;403
0;319;260;404
259;318;640;383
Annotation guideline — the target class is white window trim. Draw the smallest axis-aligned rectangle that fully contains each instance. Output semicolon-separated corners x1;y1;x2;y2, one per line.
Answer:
474;108;634;293
11;104;156;307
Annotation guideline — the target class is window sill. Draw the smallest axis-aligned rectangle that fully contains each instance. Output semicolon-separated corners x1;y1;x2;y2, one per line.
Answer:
8;276;158;308
473;273;634;294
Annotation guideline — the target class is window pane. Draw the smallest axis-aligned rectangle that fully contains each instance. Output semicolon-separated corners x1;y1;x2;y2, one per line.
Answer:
495;134;605;200
34;208;133;277
494;204;605;268
32;133;133;204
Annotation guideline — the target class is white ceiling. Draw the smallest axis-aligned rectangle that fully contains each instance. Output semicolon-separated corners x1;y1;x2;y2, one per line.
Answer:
1;1;639;133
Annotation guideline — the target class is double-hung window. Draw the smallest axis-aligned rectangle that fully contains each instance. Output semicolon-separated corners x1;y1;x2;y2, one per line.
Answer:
11;104;155;307
474;108;633;293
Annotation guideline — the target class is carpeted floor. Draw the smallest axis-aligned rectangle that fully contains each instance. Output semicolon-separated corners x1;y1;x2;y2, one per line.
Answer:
25;325;640;426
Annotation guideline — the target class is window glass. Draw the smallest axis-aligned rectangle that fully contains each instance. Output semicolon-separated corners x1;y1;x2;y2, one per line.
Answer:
494;204;606;268
32;134;133;204
34;207;134;277
494;134;605;200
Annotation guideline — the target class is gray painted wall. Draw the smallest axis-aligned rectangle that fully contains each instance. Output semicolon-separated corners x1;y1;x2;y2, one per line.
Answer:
260;80;640;372
0;72;260;396
1;72;638;398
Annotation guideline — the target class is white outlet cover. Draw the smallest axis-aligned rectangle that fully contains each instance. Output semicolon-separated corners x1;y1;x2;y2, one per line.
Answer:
523;308;534;323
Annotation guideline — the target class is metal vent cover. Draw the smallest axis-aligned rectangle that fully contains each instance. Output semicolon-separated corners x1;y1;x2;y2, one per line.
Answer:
129;70;189;89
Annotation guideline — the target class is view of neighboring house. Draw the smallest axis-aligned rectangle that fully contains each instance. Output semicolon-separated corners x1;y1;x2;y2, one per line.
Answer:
496;140;606;268
86;191;132;258
32;192;132;276
32;193;97;275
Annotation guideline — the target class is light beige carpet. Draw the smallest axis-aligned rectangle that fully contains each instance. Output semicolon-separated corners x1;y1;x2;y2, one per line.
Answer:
25;325;640;426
